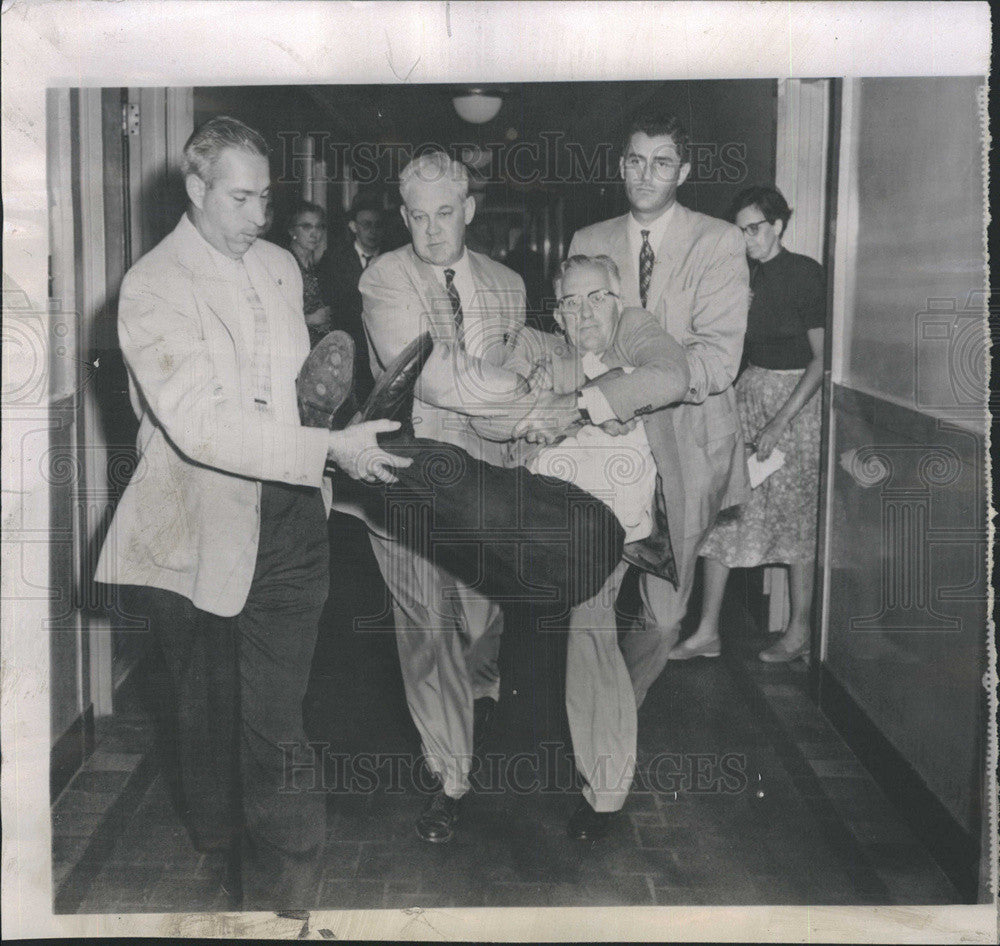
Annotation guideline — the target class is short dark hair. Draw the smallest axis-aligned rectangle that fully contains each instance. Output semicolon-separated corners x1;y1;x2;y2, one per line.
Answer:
622;109;690;164
728;186;792;228
288;200;327;227
347;193;383;222
182;116;269;185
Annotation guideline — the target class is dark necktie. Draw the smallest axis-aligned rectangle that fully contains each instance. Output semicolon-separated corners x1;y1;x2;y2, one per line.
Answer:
639;229;654;309
444;268;465;347
361;254;373;269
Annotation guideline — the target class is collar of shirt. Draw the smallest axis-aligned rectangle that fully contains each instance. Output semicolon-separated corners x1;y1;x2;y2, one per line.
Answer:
431;248;473;293
627;201;677;261
355;242;376;267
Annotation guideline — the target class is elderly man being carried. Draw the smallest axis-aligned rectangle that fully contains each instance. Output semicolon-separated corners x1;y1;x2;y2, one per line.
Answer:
477;253;691;840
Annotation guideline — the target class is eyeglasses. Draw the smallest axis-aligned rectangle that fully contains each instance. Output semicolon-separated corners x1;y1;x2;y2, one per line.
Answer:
738;219;770;236
558;288;619;312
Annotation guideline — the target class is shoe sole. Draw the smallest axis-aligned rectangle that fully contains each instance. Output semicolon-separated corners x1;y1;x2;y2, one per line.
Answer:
415;825;455;843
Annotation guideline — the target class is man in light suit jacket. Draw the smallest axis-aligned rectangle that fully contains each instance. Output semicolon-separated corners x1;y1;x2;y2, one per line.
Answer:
94;116;408;910
568;109;750;704
360;152;543;843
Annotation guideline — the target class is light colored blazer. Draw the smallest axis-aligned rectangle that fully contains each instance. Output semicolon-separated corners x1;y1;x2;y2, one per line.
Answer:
569;204;751;542
94;214;330;617
360;244;531;467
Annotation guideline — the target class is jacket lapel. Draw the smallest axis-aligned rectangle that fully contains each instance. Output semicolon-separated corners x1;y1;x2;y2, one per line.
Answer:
407;249;458;344
606;217;639;308
467;250;513;365
646;205;683;313
172;214;247;353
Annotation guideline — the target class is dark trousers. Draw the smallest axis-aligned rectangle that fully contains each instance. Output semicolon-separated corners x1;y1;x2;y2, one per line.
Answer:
125;482;329;910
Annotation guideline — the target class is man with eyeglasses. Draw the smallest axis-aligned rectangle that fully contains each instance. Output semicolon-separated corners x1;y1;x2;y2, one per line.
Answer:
484;253;690;838
568;109;750;713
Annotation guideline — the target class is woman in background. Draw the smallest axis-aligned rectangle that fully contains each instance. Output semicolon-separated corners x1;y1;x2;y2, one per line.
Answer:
287;200;332;348
671;186;826;663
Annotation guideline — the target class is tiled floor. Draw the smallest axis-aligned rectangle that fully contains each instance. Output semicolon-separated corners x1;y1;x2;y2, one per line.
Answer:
55;520;962;912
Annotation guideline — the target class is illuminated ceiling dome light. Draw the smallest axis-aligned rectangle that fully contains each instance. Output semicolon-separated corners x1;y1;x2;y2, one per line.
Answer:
452;89;503;124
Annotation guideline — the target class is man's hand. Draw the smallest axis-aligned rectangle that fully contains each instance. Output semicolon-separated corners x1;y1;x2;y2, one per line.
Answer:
525;355;554;393
327;420;413;484
512;392;578;445
305;304;332;334
598;416;639;437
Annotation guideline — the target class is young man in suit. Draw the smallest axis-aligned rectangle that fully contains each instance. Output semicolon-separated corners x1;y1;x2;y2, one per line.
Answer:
324;193;385;399
94;116;409;909
360;152;550;843
568;109;750;705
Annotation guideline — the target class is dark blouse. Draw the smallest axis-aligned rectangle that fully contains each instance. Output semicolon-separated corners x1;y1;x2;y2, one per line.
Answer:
745;248;826;370
297;259;325;317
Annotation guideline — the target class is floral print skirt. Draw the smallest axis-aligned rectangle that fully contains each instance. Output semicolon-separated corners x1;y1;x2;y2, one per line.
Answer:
699;365;821;568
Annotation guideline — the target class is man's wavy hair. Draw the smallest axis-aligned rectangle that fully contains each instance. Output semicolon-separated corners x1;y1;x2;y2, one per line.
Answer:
621;109;690;165
182;115;270;186
553;254;623;299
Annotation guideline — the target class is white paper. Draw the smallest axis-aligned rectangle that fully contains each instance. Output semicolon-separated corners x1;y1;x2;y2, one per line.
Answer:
747;447;785;488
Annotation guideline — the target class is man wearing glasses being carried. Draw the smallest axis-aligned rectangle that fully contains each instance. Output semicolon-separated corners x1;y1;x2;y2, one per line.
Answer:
493;253;691;838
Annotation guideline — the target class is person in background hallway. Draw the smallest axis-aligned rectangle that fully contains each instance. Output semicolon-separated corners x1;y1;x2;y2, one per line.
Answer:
287;200;332;348
325;193;385;400
94;116;409;911
568;108;750;704
677;186;826;663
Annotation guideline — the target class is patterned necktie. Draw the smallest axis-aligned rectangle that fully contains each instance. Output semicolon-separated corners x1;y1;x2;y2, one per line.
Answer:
444;268;465;347
639;229;654;309
237;261;272;414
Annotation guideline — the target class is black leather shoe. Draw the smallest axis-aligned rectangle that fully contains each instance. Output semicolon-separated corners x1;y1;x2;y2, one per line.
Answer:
416;789;461;843
355;330;435;434
566;797;616;841
472;696;497;754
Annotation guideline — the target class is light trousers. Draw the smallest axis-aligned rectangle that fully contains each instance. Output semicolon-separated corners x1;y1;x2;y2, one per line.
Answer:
370;532;502;799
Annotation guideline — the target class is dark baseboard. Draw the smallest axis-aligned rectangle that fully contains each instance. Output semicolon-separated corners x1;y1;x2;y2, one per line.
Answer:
818;666;982;903
53;747;156;914
50;705;95;803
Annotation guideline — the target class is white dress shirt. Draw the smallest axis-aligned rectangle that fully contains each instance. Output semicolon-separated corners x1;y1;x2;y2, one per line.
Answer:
626;201;677;295
355;242;377;270
197;232;301;430
529;350;657;543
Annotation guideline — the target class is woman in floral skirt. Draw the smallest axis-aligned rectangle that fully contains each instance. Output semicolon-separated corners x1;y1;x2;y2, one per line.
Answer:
670;186;826;663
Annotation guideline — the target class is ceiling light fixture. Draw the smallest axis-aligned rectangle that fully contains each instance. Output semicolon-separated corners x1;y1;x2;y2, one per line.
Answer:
452;88;503;124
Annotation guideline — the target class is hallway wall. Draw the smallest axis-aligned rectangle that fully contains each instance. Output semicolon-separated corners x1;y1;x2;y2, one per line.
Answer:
823;77;988;862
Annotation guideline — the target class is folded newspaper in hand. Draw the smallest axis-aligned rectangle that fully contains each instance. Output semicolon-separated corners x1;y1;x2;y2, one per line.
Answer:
747;447;785;489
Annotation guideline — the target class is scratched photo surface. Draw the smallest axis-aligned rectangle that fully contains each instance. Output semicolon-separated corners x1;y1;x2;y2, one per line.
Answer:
2;2;994;942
